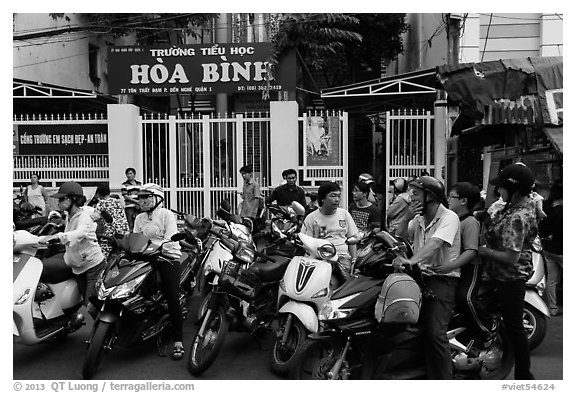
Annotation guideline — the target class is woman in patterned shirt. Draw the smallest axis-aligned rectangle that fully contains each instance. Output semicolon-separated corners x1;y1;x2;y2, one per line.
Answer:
93;183;130;259
478;163;538;380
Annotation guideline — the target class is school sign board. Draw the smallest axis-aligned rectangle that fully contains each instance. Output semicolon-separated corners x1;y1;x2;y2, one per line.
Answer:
108;43;296;96
14;124;108;155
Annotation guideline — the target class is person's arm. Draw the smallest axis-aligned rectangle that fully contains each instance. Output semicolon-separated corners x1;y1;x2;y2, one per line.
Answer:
394;237;446;267
298;189;307;208
432;217;480;274
478;213;525;265
265;189;276;204
163;210;179;240
478;246;521;265
386;197;407;219
369;205;381;230
50;212;97;245
41;186;49;203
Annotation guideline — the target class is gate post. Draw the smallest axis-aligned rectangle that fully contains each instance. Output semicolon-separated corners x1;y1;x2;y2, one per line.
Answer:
434;92;449;183
202;115;212;217
270;101;299;186
107;104;142;193
168;115;177;209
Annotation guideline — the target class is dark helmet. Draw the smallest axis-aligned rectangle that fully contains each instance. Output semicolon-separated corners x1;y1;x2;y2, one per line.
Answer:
489;163;535;196
409;176;446;203
393;177;408;194
51;182;85;207
51;182;84;199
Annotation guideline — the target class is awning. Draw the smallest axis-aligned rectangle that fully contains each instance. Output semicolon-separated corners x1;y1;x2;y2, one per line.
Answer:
437;57;563;134
542;127;563;154
320;68;441;113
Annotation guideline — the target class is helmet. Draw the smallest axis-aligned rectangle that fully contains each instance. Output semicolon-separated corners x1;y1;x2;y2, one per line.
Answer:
137;183;164;212
138;183;164;199
51;182;84;199
358;173;374;184
409;176;446;203
489;163;535;195
393;177;408;194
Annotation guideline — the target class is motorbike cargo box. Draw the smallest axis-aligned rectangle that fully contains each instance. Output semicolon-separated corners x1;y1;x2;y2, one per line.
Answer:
374;273;421;324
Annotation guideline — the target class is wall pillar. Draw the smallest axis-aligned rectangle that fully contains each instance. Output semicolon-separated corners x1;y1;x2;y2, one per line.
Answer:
433;93;449;184
270;101;299;186
107;104;142;192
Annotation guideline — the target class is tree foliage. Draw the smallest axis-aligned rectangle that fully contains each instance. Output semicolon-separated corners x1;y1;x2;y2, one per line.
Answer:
270;13;408;89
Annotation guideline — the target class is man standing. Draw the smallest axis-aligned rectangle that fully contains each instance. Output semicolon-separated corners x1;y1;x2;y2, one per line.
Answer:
239;165;262;220
348;182;380;232
392;176;460;379
266;168;306;207
121;167;141;231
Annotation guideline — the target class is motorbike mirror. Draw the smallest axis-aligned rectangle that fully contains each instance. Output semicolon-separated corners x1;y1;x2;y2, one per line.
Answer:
100;210;113;224
171;233;187;242
291;201;306;216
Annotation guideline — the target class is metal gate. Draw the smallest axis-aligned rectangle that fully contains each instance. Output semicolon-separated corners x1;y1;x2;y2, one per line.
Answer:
141;113;271;218
385;109;435;208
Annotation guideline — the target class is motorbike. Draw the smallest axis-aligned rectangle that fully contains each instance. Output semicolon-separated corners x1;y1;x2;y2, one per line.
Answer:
81;222;200;379
186;205;299;376
270;215;366;376
13;214;82;345
523;239;549;350
291;230;515;380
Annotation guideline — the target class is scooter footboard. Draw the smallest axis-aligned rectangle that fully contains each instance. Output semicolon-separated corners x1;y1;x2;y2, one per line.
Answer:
279;301;319;333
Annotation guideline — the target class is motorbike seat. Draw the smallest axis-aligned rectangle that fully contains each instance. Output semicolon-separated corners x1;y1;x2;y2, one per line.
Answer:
248;255;291;283
41;255;75;284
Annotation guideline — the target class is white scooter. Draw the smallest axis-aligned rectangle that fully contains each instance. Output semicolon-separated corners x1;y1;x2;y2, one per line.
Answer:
270;207;364;377
13;228;85;344
524;238;550;350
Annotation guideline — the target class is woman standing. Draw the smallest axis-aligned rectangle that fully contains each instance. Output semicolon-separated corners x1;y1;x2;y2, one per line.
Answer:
24;173;49;216
478;163;538;380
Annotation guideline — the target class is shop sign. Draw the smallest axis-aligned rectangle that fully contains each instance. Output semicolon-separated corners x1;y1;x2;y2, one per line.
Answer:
305;116;341;167
14;124;108;155
108;43;295;96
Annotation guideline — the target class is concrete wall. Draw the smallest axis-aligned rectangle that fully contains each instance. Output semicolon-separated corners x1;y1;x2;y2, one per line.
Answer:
107;104;143;191
269;101;299;186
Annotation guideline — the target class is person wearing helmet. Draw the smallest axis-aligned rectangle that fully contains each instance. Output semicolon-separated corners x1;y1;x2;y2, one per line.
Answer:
133;183;185;360
358;173;378;205
386;177;412;239
478;163;538;380
392;175;461;379
301;182;359;287
40;182;105;316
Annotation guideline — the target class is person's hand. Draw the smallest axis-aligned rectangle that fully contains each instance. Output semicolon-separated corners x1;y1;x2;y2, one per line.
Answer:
392;255;410;269
409;200;423;216
39;234;58;244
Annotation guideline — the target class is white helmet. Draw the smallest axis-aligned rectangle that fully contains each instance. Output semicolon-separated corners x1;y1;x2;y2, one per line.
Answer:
358;173;374;184
138;183;164;211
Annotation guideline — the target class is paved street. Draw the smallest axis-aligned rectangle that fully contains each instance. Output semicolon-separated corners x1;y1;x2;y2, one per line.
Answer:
13;295;563;381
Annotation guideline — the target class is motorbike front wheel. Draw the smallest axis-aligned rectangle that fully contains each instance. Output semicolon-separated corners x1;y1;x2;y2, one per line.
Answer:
290;338;373;380
524;303;547;350
82;321;113;380
187;306;229;376
270;316;308;376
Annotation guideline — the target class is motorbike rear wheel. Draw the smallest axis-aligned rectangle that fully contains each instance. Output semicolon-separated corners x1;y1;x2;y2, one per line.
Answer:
270;316;308;376
290;338;373;380
187;305;229;376
523;304;547;350
82;321;113;380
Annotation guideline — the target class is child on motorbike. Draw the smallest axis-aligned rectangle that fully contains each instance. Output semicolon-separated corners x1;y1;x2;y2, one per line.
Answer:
133;183;185;361
301;182;359;286
39;182;105;317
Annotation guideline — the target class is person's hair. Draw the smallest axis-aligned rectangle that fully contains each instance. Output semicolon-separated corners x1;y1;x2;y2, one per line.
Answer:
240;165;253;174
283;168;297;178
450;182;481;211
31;173;40;181
95;183;111;197
125;167;136;175
317;182;341;207
352;182;370;196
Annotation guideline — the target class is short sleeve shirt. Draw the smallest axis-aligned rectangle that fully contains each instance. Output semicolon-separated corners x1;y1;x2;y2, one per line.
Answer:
484;198;538;282
409;204;461;277
348;203;381;232
301;208;359;256
121;180;142;209
460;215;481;265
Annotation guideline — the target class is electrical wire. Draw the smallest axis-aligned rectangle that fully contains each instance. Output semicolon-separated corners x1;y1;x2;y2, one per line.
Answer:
481;13;493;62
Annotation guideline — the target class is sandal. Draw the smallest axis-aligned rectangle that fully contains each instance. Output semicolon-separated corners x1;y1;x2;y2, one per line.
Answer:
172;343;185;361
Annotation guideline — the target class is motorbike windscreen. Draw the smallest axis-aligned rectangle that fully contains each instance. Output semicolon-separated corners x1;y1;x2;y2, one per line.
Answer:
115;232;152;254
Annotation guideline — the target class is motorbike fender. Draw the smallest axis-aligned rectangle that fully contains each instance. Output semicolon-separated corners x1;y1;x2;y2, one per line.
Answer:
279;301;318;333
13;256;43;343
525;290;550;317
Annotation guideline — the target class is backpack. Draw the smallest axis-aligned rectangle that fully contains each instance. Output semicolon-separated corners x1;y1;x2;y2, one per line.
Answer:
374;273;422;324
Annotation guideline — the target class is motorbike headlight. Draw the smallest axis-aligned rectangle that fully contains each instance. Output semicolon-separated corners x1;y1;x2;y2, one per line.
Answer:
318;293;360;320
109;274;147;300
15;288;32;305
236;245;255;264
311;287;329;299
317;244;337;260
